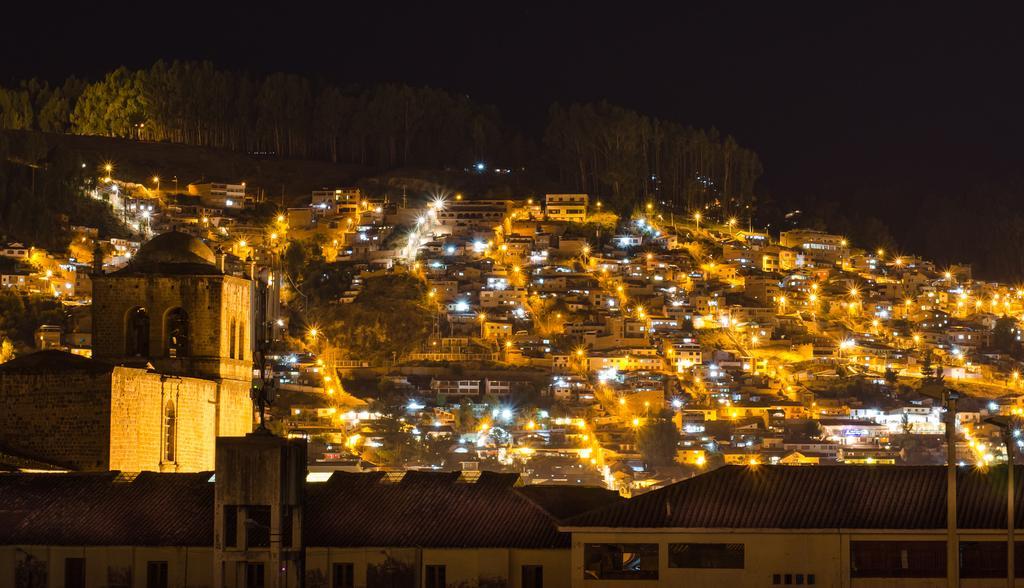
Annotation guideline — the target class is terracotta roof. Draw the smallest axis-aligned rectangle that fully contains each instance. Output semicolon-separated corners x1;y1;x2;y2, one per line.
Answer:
565;465;1024;530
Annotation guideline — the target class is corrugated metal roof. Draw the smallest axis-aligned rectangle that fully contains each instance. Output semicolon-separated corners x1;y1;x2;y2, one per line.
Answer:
566;465;1024;530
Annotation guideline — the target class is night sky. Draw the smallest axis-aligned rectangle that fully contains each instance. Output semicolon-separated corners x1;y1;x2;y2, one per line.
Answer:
5;3;1024;224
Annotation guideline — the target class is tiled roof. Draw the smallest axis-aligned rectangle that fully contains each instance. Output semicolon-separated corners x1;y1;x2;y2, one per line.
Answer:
305;471;569;548
0;472;214;546
0;470;585;548
516;485;624;521
565;465;1024;530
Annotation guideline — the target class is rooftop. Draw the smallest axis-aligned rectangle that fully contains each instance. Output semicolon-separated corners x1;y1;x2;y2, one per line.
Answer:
565;465;1024;530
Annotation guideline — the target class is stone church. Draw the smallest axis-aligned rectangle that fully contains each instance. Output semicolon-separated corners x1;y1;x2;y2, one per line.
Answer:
0;231;253;472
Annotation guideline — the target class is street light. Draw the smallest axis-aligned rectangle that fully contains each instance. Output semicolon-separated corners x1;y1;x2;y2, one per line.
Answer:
694;212;701;230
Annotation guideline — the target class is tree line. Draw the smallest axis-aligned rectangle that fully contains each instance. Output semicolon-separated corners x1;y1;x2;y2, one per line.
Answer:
0;62;506;169
545;102;762;215
0;61;761;214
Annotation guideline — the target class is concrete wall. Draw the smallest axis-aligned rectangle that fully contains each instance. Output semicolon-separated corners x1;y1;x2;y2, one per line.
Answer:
0;545;213;588
304;546;569;588
0;370;112;470
569;530;1024;588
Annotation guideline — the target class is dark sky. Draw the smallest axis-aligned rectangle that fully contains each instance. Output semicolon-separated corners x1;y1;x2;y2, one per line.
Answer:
4;3;1024;213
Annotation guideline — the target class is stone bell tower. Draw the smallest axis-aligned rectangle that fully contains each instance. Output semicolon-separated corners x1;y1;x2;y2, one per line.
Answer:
91;231;254;438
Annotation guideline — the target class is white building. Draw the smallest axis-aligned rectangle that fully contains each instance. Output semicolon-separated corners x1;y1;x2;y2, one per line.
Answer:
545;193;589;222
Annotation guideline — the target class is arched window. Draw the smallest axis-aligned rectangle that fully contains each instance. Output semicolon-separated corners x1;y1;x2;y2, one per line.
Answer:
125;307;150;357
165;308;189;358
237;320;246;361
163;400;176;463
229;319;237;359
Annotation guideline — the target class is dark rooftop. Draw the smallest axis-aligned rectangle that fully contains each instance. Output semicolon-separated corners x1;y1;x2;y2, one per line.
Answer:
0;350;113;376
0;470;617;549
565;465;1024;530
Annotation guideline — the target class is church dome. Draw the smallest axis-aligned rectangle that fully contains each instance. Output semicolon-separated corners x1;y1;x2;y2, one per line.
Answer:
119;231;222;275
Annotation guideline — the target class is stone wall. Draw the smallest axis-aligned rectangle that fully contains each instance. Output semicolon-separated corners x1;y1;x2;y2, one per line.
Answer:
92;273;253;383
108;367;220;472
217;379;255;438
0;370;112;470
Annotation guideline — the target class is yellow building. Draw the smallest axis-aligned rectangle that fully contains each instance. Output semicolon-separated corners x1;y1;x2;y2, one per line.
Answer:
563;465;1022;587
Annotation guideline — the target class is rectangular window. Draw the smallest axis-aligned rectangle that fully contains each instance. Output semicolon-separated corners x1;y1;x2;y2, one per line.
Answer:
146;561;169;588
583;543;659;580
960;541;1024;578
332;563;354;588
65;558;85;588
246;562;265;588
425;565;446;588
246;505;271;548
669;543;745;569
224;505;238;548
522;564;543;588
850;541;946;578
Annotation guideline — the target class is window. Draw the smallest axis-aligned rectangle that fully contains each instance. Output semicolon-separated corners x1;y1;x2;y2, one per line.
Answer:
245;505;271;548
229;319;237;359
960;541;1024;578
163;401;176;463
332;563;354;588
425;565;446;588
522;565;543;588
961;541;1004;578
165;308;189;357
245;562;265;588
669;543;744;569
126;307;150;356
850;541;946;578
583;543;659;580
146;561;168;588
65;558;85;588
224;505;238;548
238;320;247;360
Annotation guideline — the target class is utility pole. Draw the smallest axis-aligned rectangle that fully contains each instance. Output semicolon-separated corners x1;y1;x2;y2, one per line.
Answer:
1008;433;1015;588
984;415;1018;588
946;387;960;588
